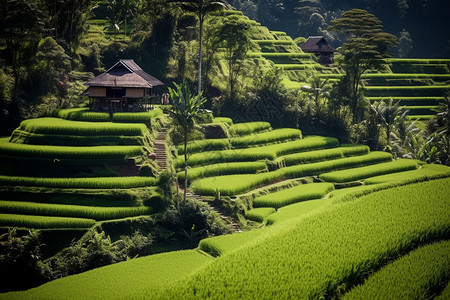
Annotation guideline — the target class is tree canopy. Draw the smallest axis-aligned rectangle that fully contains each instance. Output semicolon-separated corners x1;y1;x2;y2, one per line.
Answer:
327;8;398;122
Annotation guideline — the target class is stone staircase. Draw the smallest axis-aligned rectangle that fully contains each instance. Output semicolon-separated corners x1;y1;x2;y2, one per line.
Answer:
154;127;168;171
186;191;242;233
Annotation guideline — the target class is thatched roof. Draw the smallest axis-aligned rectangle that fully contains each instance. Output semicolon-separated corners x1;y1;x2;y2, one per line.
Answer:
86;59;164;88
300;36;336;53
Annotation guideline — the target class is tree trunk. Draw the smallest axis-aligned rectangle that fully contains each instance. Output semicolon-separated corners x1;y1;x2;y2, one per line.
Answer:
198;16;203;95
183;127;188;205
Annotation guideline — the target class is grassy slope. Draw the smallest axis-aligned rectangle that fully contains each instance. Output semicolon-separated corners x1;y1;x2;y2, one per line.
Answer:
1;250;212;300
6;178;449;299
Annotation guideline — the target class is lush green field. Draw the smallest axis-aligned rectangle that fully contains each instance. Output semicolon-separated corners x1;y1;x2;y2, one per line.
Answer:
229;128;302;148
54;108;163;125
1;250;213;299
279;145;369;166
176;138;230;155
177;161;268;183
0;201;152;221
319;159;419;183
0;138;145;159
18;118;148;136
0;176;156;189
9;129;148;146
245;207;276;222
176;136;338;168
191;152;393;196
0;213;96;229
9;178;448;298
343;240;450;299
253;182;334;209
228;121;271;136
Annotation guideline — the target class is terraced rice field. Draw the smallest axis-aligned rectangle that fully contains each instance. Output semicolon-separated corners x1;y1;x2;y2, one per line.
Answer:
0;110;163;229
4;177;448;299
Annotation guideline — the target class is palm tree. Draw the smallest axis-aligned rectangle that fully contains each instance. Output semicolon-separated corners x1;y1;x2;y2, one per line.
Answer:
378;98;403;147
301;77;331;115
168;81;207;204
104;0;123;42
168;0;228;94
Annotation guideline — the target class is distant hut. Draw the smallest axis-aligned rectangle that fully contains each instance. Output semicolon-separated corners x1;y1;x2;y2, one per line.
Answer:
85;59;164;112
299;36;336;66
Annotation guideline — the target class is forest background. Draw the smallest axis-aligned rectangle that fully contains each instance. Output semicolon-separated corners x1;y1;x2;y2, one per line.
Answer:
0;0;449;140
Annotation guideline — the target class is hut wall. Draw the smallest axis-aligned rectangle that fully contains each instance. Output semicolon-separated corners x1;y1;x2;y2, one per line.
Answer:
89;87;106;97
126;88;145;98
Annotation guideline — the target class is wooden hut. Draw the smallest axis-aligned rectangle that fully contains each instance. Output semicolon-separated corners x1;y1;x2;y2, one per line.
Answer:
85;59;164;112
299;36;336;66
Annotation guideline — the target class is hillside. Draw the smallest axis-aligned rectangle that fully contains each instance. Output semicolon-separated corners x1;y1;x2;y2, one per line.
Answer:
1;113;450;298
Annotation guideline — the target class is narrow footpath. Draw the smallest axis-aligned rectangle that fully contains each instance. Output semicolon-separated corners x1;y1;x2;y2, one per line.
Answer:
154;127;168;171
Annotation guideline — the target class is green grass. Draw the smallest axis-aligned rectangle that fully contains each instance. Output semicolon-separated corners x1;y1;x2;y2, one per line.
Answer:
9;129;148;146
281;152;393;178
343;240;450;300
176;136;338;168
362;85;450;97
212;117;233;125
163;178;450;299
19;118;148;136
266;198;333;225
178;161;268;183
279;145;369;166
253;182;334;209
54;108;110;122
364;163;450;185
230;128;302;148
112;109;163;125
191;152;393;196
0;201;153;221
1;250;213;299
319;159;419;183
245;207;276;222
0;138;145;159
0;176;156;189
228;121;271;136
177;139;230;155
0;214;95;229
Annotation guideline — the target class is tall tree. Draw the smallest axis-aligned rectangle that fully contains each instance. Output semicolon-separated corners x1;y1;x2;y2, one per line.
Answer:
0;0;44;113
327;9;398;122
168;81;207;204
217;15;252;98
168;0;228;94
